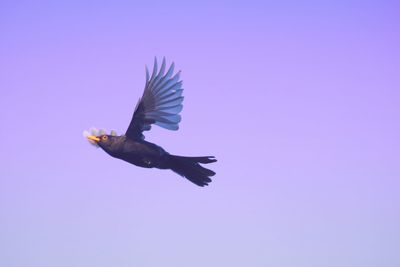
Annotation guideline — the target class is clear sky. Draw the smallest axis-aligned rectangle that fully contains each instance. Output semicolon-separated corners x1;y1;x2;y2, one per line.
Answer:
1;1;399;266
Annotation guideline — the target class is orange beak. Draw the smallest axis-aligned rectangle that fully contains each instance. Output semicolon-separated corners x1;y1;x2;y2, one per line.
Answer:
87;135;100;142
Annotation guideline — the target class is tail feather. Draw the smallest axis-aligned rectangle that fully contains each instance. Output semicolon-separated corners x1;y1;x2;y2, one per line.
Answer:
169;155;217;187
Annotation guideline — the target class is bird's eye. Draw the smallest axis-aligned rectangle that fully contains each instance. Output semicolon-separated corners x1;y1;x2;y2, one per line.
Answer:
102;135;108;141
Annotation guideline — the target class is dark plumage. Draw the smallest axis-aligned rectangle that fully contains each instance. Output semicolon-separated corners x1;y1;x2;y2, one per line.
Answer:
84;58;216;186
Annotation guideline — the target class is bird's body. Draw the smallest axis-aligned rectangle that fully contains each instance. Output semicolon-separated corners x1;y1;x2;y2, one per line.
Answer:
84;58;216;186
100;135;169;169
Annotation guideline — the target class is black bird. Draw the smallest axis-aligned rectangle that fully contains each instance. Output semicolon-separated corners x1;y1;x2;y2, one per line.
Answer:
84;58;216;186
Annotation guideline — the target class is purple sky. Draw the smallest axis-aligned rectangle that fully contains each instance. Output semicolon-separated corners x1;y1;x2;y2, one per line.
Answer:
1;1;399;266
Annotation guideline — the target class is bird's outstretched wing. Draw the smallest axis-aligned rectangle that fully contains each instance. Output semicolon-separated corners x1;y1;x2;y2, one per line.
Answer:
126;57;184;139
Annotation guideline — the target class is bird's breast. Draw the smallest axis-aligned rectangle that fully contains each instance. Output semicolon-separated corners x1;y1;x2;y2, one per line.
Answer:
113;139;167;168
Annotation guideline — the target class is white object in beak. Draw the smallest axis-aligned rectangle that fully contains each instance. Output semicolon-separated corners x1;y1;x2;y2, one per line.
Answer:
83;129;99;148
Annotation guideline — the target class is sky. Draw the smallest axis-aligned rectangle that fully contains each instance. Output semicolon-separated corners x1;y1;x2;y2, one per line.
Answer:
1;1;399;266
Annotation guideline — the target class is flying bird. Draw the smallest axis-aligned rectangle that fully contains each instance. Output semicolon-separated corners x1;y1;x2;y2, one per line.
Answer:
83;58;216;186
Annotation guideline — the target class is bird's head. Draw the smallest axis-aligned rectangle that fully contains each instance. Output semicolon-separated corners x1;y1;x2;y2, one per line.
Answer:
83;128;119;153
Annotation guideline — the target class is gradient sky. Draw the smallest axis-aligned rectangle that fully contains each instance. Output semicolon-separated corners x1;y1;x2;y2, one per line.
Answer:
1;1;399;266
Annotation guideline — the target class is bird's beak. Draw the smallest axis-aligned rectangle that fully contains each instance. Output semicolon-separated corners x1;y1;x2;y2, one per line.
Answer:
87;135;100;142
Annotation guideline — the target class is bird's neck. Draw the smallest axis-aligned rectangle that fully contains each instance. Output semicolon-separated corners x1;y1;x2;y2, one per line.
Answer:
101;135;126;157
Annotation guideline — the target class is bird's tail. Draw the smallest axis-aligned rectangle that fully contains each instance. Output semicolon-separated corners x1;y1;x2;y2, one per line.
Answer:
168;155;217;186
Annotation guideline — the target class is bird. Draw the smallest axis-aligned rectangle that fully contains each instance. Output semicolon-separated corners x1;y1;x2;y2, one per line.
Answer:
83;57;216;186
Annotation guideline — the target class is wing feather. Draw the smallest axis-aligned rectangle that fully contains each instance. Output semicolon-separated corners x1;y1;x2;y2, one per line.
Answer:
158;89;183;102
154;71;180;96
125;58;184;139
